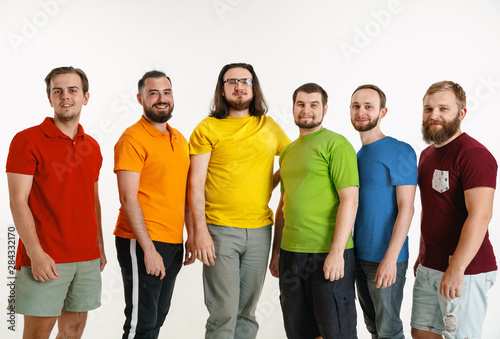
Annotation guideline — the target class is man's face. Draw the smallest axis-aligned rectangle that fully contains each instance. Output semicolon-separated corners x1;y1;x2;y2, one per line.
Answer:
138;77;174;123
222;67;253;111
422;90;464;145
350;88;384;132
48;73;89;122
293;91;327;129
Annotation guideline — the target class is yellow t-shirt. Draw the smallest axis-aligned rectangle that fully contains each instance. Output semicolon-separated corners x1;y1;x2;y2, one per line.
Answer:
114;116;190;243
189;115;290;228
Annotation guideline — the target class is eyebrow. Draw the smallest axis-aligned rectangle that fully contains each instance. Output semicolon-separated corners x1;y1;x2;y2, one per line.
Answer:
148;88;172;92
52;86;80;91
351;101;373;105
296;100;320;104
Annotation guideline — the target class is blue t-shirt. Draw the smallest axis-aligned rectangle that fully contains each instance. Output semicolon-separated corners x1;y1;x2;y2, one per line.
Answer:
354;136;417;263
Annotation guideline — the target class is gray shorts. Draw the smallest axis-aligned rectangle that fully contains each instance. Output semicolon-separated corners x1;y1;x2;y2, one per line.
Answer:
12;259;101;316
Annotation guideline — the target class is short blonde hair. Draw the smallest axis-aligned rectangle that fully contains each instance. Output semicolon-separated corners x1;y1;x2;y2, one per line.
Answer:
423;81;466;110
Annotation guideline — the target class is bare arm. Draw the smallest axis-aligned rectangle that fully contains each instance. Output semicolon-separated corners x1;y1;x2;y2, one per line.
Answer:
116;170;165;279
269;192;284;278
188;152;216;266
7;173;59;281
183;183;196;266
272;169;281;190
440;186;495;300
375;185;416;288
94;181;107;272
324;186;359;281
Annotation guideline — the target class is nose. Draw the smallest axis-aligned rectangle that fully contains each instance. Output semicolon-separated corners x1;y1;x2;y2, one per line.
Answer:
429;108;441;120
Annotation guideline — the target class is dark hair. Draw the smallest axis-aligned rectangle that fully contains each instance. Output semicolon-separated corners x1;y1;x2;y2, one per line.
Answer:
351;84;387;109
45;66;89;96
292;83;328;107
209;63;268;119
423;81;466;110
138;70;172;94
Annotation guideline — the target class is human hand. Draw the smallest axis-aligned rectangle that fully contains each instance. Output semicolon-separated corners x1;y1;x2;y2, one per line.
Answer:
144;248;166;279
323;252;344;281
184;236;195;266
194;227;216;266
374;258;396;289
30;251;59;282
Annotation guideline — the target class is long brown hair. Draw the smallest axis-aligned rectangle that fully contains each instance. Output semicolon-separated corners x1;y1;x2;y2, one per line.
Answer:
209;63;268;119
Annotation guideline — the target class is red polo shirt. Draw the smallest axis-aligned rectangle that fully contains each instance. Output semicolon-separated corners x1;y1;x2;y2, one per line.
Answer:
6;117;102;269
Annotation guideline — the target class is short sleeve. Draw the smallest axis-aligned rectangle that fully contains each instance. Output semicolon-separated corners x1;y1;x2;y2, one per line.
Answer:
329;139;359;191
114;134;145;173
189;120;213;155
461;148;497;190
6;133;36;175
269;117;291;156
389;143;418;186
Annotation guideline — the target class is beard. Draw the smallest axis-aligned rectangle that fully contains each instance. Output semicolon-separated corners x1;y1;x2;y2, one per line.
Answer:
422;113;461;145
351;115;379;132
294;114;324;129
144;102;174;123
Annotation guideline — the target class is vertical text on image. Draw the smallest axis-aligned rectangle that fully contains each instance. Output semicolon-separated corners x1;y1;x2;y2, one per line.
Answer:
6;224;17;331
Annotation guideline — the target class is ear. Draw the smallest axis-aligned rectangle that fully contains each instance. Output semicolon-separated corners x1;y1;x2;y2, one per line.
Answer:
47;94;53;107
323;103;328;116
459;107;467;121
83;92;90;106
379;107;388;119
137;93;143;106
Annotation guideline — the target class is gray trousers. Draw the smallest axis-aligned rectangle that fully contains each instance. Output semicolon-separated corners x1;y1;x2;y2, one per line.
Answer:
203;224;272;339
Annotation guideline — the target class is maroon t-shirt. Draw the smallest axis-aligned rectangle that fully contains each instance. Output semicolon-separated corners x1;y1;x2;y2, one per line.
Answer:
418;133;497;274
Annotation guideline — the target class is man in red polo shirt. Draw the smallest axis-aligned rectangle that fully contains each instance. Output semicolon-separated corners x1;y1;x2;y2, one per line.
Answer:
6;66;106;339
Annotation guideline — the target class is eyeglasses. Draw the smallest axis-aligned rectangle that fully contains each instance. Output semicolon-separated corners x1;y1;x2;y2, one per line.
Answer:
223;78;253;86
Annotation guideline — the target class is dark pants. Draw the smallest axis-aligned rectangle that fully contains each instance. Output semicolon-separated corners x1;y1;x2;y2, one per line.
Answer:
279;248;357;339
116;236;183;339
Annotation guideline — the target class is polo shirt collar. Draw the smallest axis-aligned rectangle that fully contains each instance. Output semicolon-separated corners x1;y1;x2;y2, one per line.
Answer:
40;117;85;139
139;115;177;139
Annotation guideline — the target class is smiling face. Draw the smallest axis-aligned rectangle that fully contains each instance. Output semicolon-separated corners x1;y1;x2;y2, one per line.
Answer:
48;73;89;123
350;88;385;132
222;67;253;112
293;91;327;133
138;77;174;123
422;90;465;146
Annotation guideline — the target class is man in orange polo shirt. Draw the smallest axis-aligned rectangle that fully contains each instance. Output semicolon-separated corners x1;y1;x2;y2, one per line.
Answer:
114;70;195;339
6;66;106;339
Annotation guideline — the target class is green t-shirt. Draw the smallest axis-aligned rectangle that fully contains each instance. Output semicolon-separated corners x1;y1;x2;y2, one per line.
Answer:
279;128;358;253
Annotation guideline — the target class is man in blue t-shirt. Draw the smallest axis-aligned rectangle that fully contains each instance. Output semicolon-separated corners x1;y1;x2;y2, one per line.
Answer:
350;84;417;339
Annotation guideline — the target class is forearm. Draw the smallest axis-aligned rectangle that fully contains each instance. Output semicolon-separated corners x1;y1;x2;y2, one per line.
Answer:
188;184;208;232
383;207;413;262
10;201;44;257
272;169;281;190
272;197;284;256
330;189;358;255
121;198;155;252
184;196;195;239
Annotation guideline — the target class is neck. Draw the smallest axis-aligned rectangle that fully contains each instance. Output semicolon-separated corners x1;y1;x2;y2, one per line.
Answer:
143;115;169;134
53;116;80;139
359;127;385;145
434;129;462;148
300;125;323;136
228;108;250;118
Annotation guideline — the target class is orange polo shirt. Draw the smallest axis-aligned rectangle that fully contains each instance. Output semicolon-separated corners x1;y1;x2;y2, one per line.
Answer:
113;116;190;244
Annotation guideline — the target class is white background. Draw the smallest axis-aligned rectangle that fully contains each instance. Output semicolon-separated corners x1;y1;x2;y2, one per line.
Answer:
1;0;500;338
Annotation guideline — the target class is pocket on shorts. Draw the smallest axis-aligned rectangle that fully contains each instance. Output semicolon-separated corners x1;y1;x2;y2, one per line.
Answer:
332;287;356;335
432;169;450;193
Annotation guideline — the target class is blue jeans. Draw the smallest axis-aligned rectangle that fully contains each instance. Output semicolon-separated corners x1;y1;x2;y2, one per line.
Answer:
355;259;408;339
203;224;271;339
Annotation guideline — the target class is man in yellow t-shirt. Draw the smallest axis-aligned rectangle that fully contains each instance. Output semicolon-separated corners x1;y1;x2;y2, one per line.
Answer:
189;63;290;338
114;71;194;338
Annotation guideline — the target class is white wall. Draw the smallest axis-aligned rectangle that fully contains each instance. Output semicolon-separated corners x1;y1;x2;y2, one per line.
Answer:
1;0;499;338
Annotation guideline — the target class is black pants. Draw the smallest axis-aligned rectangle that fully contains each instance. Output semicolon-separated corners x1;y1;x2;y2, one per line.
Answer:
279;249;357;339
116;236;183;339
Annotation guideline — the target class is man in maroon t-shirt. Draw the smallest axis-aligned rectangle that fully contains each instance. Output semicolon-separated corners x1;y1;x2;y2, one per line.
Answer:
411;81;497;339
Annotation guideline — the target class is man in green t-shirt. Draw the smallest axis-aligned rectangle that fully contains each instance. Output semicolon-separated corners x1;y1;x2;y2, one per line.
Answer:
269;83;359;339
